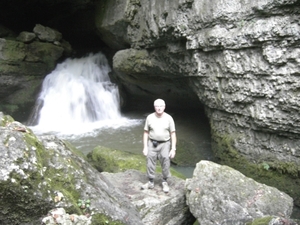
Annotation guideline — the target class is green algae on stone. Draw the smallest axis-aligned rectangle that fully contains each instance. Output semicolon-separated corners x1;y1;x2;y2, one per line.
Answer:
0;132;53;223
246;216;272;225
87;146;185;179
87;146;137;173
211;129;300;207
91;213;126;225
0;112;14;126
17;132;87;216
0;39;26;61
0;181;52;224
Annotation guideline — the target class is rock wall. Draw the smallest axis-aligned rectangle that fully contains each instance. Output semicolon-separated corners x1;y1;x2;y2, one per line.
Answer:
0;24;71;121
96;0;300;174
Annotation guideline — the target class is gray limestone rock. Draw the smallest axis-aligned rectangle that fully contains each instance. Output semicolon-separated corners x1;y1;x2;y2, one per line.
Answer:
33;24;62;43
0;112;143;225
185;160;294;225
102;169;196;225
16;31;36;43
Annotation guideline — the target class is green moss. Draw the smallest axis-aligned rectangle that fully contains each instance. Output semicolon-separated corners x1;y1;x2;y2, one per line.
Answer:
0;113;14;126
246;216;272;225
87;146;185;179
268;161;299;177
87;146;134;173
91;213;125;225
0;181;52;224
211;129;300;206
0;39;26;61
22;132;85;215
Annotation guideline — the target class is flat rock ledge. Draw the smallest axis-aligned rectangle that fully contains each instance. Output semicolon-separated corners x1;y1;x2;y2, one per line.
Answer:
102;169;196;225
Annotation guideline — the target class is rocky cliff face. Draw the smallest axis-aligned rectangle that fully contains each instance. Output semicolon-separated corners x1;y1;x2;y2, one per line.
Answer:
0;24;68;121
96;0;300;204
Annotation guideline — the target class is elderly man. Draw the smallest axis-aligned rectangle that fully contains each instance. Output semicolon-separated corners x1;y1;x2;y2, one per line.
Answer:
141;99;177;193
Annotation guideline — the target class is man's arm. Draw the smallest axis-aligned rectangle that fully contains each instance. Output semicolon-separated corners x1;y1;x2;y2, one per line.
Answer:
170;131;176;150
169;131;177;158
143;130;149;156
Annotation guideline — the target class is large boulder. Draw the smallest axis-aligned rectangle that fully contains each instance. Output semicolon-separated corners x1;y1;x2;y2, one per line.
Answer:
186;160;295;225
0;112;143;225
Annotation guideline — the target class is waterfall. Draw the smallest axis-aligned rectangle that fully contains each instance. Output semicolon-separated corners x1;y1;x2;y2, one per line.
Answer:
28;52;128;135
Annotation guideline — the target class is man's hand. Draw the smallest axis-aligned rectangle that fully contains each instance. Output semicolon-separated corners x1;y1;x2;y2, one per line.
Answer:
169;149;176;159
143;147;148;156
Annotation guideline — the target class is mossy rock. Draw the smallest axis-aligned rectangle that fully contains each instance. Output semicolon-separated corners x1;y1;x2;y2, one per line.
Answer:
211;129;300;208
87;146;185;179
246;216;299;225
91;213;125;225
246;216;273;225
0;112;14;126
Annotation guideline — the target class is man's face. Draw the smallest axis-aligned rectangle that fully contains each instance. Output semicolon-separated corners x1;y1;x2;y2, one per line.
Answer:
154;105;165;115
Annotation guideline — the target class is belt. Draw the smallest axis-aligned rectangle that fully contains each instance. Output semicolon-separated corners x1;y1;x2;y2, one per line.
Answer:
151;139;168;148
150;139;169;143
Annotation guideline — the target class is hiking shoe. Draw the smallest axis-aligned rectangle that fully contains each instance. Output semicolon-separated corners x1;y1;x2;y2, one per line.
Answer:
162;182;169;193
141;181;154;190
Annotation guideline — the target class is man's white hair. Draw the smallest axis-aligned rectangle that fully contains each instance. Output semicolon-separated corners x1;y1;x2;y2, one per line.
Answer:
154;99;165;106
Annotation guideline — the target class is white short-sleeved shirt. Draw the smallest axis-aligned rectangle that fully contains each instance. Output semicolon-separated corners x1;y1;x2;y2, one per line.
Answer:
144;112;175;141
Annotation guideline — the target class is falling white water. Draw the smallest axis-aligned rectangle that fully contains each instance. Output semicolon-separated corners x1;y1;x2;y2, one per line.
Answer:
29;52;136;135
